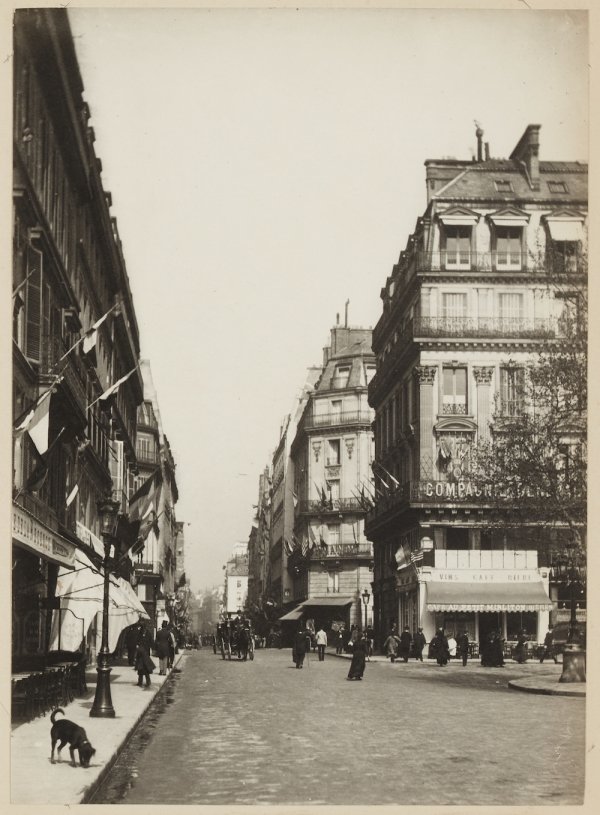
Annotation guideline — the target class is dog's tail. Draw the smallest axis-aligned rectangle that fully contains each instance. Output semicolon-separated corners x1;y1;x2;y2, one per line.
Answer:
50;708;65;724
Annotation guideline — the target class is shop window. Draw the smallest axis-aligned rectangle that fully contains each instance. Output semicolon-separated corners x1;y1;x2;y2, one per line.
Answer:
445;528;469;550
506;612;537;641
442;367;467;415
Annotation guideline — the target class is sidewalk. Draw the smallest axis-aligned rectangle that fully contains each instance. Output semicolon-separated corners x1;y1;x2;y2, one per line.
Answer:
11;652;187;805
325;647;585;696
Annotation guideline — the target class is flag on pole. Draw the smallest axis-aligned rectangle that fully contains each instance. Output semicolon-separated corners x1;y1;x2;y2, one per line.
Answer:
352;522;358;543
394;544;410;569
98;367;137;402
25;428;66;492
374;460;400;489
308;526;318;547
66;483;79;508
129;468;163;523
82;309;112;356
319;526;327;547
14;387;53;454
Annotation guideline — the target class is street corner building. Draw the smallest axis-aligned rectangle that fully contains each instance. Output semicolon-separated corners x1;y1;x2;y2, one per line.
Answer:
11;8;187;714
365;124;587;652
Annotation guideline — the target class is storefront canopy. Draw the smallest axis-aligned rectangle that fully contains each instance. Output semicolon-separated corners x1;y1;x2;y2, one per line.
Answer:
49;550;148;652
426;581;553;613
279;597;354;621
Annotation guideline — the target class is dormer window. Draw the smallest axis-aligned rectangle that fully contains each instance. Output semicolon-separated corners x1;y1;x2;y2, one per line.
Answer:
548;181;568;194
543;211;585;275
444;226;471;269
331;365;350;389
495;179;513;193
487;208;529;271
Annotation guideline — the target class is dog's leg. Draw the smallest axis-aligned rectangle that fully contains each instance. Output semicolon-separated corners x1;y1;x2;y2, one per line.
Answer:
50;739;56;764
57;741;66;763
69;745;77;767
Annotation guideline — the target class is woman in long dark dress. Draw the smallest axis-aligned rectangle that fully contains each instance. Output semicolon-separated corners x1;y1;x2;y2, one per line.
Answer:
347;631;368;680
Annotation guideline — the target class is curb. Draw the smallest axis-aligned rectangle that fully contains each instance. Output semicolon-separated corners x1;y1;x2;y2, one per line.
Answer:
80;653;185;804
508;677;585;697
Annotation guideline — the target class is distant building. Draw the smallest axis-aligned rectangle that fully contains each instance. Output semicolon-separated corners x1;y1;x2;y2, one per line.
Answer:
366;124;587;647
223;550;249;614
282;324;376;632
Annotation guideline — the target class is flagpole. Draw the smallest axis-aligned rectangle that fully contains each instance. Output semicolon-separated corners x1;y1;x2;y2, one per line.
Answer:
87;365;138;410
12;267;38;298
58;301;121;363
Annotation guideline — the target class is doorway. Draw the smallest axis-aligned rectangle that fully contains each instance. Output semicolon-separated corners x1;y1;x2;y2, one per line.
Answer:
478;611;503;645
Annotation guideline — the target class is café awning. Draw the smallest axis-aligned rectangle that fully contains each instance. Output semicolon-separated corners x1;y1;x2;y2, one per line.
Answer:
279;605;305;621
426;581;553;612
279;597;354;620
49;550;148;652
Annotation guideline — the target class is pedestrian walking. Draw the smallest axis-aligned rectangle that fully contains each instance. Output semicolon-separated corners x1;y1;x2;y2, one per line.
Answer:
293;624;310;669
413;627;426;662
168;625;176;668
315;625;327;661
366;625;375;659
432;627;450;666
155;620;171;675
456;629;469;667
347;630;368;680
335;626;345;655
513;629;528;664
383;629;400;662
398;626;412;663
125;623;138;666
134;624;155;688
447;632;457;659
540;627;558;664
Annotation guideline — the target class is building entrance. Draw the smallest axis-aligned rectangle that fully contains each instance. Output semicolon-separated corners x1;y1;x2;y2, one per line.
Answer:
477;611;503;645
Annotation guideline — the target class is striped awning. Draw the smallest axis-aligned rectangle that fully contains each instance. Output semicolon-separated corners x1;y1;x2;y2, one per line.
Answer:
426;581;553;612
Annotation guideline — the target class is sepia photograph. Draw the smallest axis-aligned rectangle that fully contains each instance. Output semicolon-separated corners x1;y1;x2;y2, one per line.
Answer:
5;0;593;809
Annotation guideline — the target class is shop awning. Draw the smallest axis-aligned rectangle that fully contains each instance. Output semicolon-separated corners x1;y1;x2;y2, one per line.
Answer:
546;220;584;242
426;581;553;612
279;605;305;621
49;550;148;653
300;597;354;608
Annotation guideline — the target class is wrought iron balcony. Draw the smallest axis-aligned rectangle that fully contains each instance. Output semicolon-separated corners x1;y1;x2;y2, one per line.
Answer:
413;316;556;339
134;560;164;581
40;334;88;415
304;410;372;429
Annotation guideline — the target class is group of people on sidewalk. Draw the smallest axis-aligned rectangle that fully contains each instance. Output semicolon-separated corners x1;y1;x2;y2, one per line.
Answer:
125;620;177;688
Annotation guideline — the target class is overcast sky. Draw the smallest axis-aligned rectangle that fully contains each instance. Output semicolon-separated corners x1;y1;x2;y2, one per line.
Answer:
66;6;588;591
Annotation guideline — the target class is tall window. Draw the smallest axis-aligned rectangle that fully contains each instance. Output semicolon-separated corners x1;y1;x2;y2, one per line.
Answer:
550;241;580;274
332;365;350;388
328;523;341;545
442;367;467;414
498;293;524;331
499;367;525;416
495;227;522;269
331;399;342;422
444;226;471;268
364;364;377;385
327;439;340;465
327;571;340;593
441;293;467;331
328;480;340;503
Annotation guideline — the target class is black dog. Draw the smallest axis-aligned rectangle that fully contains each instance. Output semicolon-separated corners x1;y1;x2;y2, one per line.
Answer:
50;708;96;767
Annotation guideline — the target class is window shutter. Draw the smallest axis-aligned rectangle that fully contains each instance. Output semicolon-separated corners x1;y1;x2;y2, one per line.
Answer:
25;244;43;363
109;439;124;496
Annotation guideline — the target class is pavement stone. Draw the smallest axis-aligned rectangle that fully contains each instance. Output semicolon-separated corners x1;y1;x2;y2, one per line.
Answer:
90;647;585;806
10;652;187;805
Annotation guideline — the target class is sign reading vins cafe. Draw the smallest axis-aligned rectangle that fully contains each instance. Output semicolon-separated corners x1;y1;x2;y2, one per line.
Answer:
431;570;541;583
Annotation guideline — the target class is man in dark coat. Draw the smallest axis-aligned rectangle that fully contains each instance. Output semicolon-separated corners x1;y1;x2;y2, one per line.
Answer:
432;628;450;666
125;624;139;666
293;625;310;668
134;624;156;687
413;627;427;662
456;630;470;667
347;631;368;680
398;626;412;662
155;620;171;675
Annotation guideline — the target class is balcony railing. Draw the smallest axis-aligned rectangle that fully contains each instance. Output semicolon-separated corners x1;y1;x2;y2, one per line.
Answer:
304;410;372;429
415;251;527;273
297;497;363;514
413;316;556;339
366;480;497;519
134;561;164;579
136;448;160;466
40;335;88;415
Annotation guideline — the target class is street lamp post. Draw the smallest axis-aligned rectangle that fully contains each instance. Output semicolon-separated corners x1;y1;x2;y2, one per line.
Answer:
361;588;370;632
90;497;120;718
551;544;586;684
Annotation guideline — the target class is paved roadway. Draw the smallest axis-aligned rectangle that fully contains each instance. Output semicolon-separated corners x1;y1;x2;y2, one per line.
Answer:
90;648;585;806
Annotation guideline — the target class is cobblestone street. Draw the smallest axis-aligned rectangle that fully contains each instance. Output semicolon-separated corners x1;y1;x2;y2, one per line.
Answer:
90;649;585;805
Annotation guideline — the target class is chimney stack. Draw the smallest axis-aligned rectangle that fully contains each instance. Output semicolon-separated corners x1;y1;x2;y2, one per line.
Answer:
484;142;490;161
509;124;541;190
475;123;484;162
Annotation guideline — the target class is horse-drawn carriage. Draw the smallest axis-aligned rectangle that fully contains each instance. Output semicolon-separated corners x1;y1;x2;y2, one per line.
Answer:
215;619;255;661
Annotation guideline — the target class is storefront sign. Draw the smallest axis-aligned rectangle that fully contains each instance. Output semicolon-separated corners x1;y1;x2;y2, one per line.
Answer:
431;569;541;583
12;505;76;567
419;481;493;500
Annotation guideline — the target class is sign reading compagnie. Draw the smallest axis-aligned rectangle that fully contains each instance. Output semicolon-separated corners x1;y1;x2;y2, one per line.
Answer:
431;570;540;582
419;481;493;499
12;504;76;567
